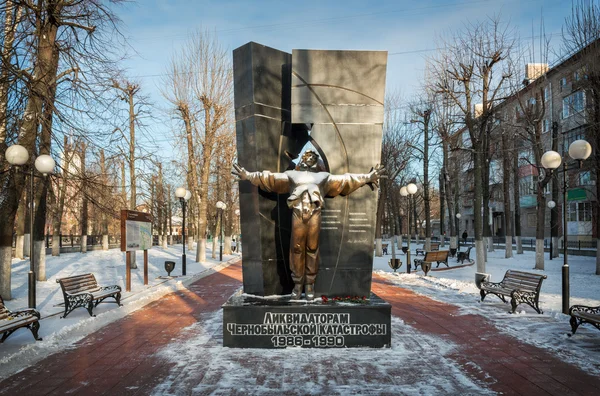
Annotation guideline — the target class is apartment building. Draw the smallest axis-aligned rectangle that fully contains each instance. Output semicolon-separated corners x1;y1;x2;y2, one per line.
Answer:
453;42;597;241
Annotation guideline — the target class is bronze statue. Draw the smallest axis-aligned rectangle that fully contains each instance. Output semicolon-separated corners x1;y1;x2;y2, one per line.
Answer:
233;150;384;301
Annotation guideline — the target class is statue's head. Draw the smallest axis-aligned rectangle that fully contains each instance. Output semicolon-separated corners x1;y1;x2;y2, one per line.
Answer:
300;149;319;167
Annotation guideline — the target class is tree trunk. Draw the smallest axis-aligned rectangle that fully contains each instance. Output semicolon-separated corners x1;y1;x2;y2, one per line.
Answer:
534;185;547;270
127;87;138;268
211;223;218;259
550;123;560;258
15;196;25;259
168;187;173;245
502;131;513;258
80;142;88;254
224;235;232;255
99;149;109;251
473;141;485;273
439;172;445;247
513;137;523;254
423;111;431;251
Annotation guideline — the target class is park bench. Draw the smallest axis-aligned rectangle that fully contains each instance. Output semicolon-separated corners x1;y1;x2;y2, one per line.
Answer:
416;242;440;256
57;273;122;318
480;270;547;314
569;304;600;334
0;295;42;343
413;250;449;272
457;247;473;264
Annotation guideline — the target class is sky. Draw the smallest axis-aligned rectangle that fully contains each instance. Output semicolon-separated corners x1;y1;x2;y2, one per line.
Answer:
113;0;575;161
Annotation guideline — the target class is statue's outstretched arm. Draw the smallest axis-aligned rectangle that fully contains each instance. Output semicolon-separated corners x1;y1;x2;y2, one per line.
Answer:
232;163;290;194
325;164;385;196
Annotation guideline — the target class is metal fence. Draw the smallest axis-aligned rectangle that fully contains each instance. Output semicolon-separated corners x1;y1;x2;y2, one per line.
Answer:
396;235;597;252
11;234;186;249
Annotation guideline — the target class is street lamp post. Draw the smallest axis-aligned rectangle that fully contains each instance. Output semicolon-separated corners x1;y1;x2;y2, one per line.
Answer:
6;144;55;308
216;201;227;261
400;183;418;273
175;187;191;275
547;200;556;261
541;139;592;314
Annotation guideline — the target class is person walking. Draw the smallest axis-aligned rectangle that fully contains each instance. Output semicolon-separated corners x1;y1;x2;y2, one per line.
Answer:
462;230;468;245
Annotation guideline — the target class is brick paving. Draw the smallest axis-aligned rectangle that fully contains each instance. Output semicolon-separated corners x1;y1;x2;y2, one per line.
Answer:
0;261;599;395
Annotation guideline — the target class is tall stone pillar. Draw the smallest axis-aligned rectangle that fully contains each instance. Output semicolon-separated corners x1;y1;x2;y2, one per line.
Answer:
233;43;308;296
291;50;387;297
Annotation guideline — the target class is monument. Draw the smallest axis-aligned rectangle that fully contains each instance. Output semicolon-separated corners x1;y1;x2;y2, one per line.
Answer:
223;42;390;348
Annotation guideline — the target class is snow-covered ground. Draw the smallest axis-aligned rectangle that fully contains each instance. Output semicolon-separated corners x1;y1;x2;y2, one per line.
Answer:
0;244;238;378
2;242;600;391
373;245;600;375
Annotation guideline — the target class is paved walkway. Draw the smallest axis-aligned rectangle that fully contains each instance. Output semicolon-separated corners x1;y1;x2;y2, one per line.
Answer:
1;261;599;395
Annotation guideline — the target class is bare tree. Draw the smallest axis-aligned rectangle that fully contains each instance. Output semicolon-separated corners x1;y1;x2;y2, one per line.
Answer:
0;0;125;298
374;93;412;256
162;29;232;263
409;103;434;251
429;17;515;273
112;79;146;268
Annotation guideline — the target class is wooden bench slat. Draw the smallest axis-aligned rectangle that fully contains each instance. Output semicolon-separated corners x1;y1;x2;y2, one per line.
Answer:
65;285;102;294
60;275;95;284
61;278;97;288
0;316;38;331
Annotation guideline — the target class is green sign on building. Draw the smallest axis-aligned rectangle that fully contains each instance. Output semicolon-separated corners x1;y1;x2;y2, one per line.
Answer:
567;188;587;201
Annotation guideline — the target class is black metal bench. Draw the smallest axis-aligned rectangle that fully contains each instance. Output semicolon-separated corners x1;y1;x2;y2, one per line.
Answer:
457;247;472;264
414;250;449;272
0;295;42;343
480;270;547;314
416;242;440;256
569;304;600;334
57;273;122;318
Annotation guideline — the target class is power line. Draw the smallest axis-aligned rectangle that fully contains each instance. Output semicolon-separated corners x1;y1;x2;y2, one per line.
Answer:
133;0;548;42
128;32;562;81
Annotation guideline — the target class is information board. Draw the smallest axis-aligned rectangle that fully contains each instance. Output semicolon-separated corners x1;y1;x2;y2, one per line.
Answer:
120;210;153;252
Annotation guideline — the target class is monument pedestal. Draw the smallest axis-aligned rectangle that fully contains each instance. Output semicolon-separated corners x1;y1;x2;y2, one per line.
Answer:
223;291;391;348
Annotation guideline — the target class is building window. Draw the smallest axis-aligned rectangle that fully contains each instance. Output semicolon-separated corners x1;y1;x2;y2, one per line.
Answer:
579;171;592;186
574;70;580;81
562;90;585;119
564;131;585;149
560;77;568;91
544;85;551;103
568;201;592;222
579;202;592;221
514;105;523;121
543;119;551;133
